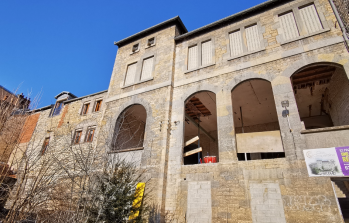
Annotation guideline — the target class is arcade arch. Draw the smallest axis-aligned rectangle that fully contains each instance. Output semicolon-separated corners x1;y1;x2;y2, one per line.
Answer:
231;79;285;160
291;63;349;129
112;104;147;151
183;91;218;165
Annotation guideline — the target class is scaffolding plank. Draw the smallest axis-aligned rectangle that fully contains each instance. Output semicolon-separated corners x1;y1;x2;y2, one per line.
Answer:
183;147;202;157
185;136;199;147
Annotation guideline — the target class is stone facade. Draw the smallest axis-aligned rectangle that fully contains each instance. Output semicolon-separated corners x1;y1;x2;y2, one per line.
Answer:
18;0;349;222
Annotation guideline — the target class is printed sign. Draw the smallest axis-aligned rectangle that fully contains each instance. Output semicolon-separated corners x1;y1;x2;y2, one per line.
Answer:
303;147;349;177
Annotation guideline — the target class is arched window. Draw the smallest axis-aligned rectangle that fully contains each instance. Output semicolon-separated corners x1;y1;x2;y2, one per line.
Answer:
232;79;285;160
112;104;147;151
183;91;218;165
291;63;349;129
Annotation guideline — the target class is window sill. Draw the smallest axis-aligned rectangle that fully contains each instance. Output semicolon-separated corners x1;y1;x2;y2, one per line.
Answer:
185;63;215;74
130;50;140;55
227;48;266;61
108;147;144;154
280;28;331;45
301;125;349;134
121;77;154;89
145;44;155;49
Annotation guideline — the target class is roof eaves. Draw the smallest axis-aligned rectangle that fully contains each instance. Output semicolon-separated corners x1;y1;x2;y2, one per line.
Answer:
64;90;108;104
115;16;188;47
54;91;78;99
175;0;288;41
30;104;54;113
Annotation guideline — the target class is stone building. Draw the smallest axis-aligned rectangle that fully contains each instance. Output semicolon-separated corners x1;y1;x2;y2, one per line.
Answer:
16;0;349;222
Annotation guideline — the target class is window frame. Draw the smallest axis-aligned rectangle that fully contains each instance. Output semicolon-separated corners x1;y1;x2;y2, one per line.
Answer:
73;130;82;144
275;1;330;45
122;52;157;88
123;62;138;87
41;137;50;155
85;127;96;143
51;100;65;117
131;43;139;53
226;21;266;61
81;103;90;115
93;99;103;112
146;37;156;48
140;56;155;82
185;38;215;73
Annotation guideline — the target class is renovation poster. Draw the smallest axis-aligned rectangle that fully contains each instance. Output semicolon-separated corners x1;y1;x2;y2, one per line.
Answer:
303;146;349;177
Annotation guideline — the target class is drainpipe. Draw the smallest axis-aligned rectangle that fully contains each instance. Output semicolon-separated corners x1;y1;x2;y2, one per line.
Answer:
329;0;349;50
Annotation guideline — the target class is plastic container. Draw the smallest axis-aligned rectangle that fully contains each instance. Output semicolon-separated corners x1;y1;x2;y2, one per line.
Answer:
204;156;217;163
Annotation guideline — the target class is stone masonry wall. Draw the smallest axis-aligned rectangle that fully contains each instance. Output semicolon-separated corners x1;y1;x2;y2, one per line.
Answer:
165;0;349;222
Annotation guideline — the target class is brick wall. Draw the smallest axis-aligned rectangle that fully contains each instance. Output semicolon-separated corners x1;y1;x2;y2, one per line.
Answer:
20;113;40;143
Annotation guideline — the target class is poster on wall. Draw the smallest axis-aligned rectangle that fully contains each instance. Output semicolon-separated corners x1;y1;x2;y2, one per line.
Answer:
303;147;349;177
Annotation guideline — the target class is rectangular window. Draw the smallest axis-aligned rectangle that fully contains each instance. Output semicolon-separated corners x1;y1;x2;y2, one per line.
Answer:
82;103;90;115
147;37;155;46
279;11;300;41
52;101;63;116
85;128;95;142
229;30;244;57
245;24;261;52
124;63;137;86
94;100;102;112
42;137;50;155
188;45;198;70
299;4;323;34
201;40;212;66
140;57;154;81
132;43;139;53
73;130;82;144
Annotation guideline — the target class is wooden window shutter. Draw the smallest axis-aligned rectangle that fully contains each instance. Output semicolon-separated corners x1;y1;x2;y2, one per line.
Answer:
124;63;137;86
140;57;154;81
229;30;244;57
201;40;212;66
245;24;261;52
188;45;198;70
279;12;300;41
299;4;323;34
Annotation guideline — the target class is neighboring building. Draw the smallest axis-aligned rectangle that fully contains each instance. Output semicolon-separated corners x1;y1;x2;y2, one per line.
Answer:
14;0;349;222
0;85;30;111
0;85;31;163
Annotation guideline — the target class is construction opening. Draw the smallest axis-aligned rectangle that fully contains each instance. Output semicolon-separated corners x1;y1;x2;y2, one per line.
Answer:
183;91;218;165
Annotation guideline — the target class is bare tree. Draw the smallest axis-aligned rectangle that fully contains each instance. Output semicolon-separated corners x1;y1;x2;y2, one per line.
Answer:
0;100;159;223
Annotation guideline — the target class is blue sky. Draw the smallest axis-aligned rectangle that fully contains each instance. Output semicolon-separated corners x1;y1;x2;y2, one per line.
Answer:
0;0;266;108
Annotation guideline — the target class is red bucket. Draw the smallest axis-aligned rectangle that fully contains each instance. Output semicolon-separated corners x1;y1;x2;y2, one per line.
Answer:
204;156;216;163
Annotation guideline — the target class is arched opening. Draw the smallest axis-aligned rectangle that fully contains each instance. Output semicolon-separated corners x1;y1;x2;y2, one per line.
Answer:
183;91;218;165
291;63;349;129
232;79;285;160
112;104;147;151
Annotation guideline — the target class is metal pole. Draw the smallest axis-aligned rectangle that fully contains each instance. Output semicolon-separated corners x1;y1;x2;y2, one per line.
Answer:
286;111;293;132
240;107;247;161
198;115;200;164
